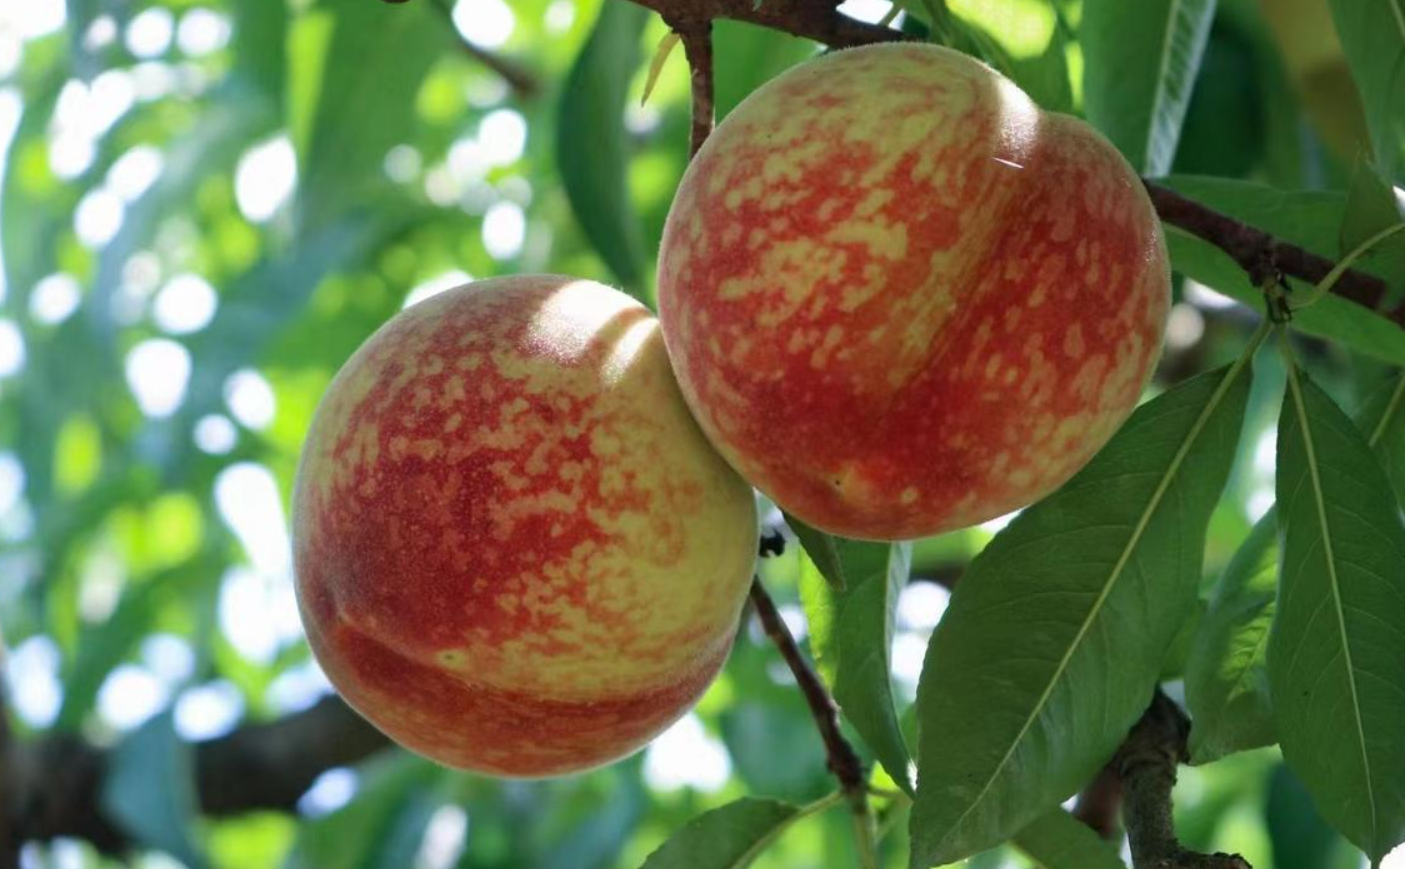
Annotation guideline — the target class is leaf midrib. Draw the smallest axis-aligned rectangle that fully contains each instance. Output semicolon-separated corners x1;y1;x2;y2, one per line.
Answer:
1145;0;1188;171
931;356;1251;857
1284;367;1379;847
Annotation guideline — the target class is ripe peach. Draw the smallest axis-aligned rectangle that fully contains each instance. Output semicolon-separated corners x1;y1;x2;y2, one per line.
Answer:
292;275;758;777
658;43;1169;540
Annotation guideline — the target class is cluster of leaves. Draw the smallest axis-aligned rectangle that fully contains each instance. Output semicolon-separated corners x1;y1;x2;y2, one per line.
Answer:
0;0;1402;868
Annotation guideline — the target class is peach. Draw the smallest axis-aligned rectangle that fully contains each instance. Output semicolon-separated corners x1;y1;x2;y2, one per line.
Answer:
292;275;758;776
658;43;1169;541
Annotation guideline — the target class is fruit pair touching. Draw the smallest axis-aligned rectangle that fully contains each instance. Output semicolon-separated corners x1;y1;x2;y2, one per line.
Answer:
293;44;1169;776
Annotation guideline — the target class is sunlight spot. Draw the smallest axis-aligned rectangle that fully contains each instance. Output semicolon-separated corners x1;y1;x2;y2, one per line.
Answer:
837;0;892;24
891;630;928;696
479;109;526;166
218;566;299;663
48;132;95;179
451;0;513;48
0;33;19;79
124;339;190;417
125;6;174;58
235;134;296;223
299;768;358;817
544;0;575;32
83;15;118;51
29;274;81;325
897;581;951;631
215;463;291;576
416;806;469;869
74;187;125;248
777;602;807;643
267;660;333;714
1253;428;1276;476
643;713;732;793
1246;488;1275;524
0;319;25;377
404;270;471;309
482;201;524;260
224;368;276;430
175;680;244;740
1165;303;1204;350
1184;278;1237;310
78;550;124;623
5;635;61;727
131;61;176;101
153;272;217;334
141;634;195;685
384;144;421;183
177;9;231;56
979;509;1020;534
108;145;164;202
0;453;22;513
97;663;169;730
194;414;237;454
447;136;486;184
0;0;66;40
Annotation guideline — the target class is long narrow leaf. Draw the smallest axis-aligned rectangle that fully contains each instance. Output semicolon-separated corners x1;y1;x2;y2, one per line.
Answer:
911;361;1251;865
1271;368;1405;861
799;536;915;794
1082;0;1217;175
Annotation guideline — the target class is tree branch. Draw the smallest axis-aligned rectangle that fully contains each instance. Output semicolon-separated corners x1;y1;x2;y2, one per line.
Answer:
670;19;715;158
1141;181;1398;324
2;697;390;855
1117;691;1250;869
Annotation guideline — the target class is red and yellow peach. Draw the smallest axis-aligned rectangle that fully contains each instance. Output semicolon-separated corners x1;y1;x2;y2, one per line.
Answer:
658;43;1169;540
293;275;758;776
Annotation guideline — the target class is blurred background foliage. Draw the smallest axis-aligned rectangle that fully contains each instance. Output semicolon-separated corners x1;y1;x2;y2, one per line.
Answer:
0;0;1396;867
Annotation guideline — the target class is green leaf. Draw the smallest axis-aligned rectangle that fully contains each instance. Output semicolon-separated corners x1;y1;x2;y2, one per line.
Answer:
1358;372;1405;503
713;20;818;121
798;535;915;794
1326;0;1405;179
1081;0;1217;175
1013;808;1127;869
296;1;444;234
284;753;444;869
786;513;849;592
1342;163;1405;254
639;797;805;869
1271;367;1405;861
100;712;208;869
910;362;1251;866
1340;162;1405;295
557;1;650;294
1161;176;1405;366
1266;763;1357;869
1184;511;1278;764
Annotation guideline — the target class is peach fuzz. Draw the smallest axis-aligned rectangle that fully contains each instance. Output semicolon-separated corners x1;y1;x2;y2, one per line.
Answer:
293;275;758;777
658;43;1169;541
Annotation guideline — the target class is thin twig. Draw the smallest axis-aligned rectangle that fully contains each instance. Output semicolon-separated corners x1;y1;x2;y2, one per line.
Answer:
426;0;540;99
1117;691;1251;869
673;20;716;157
748;579;868;797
